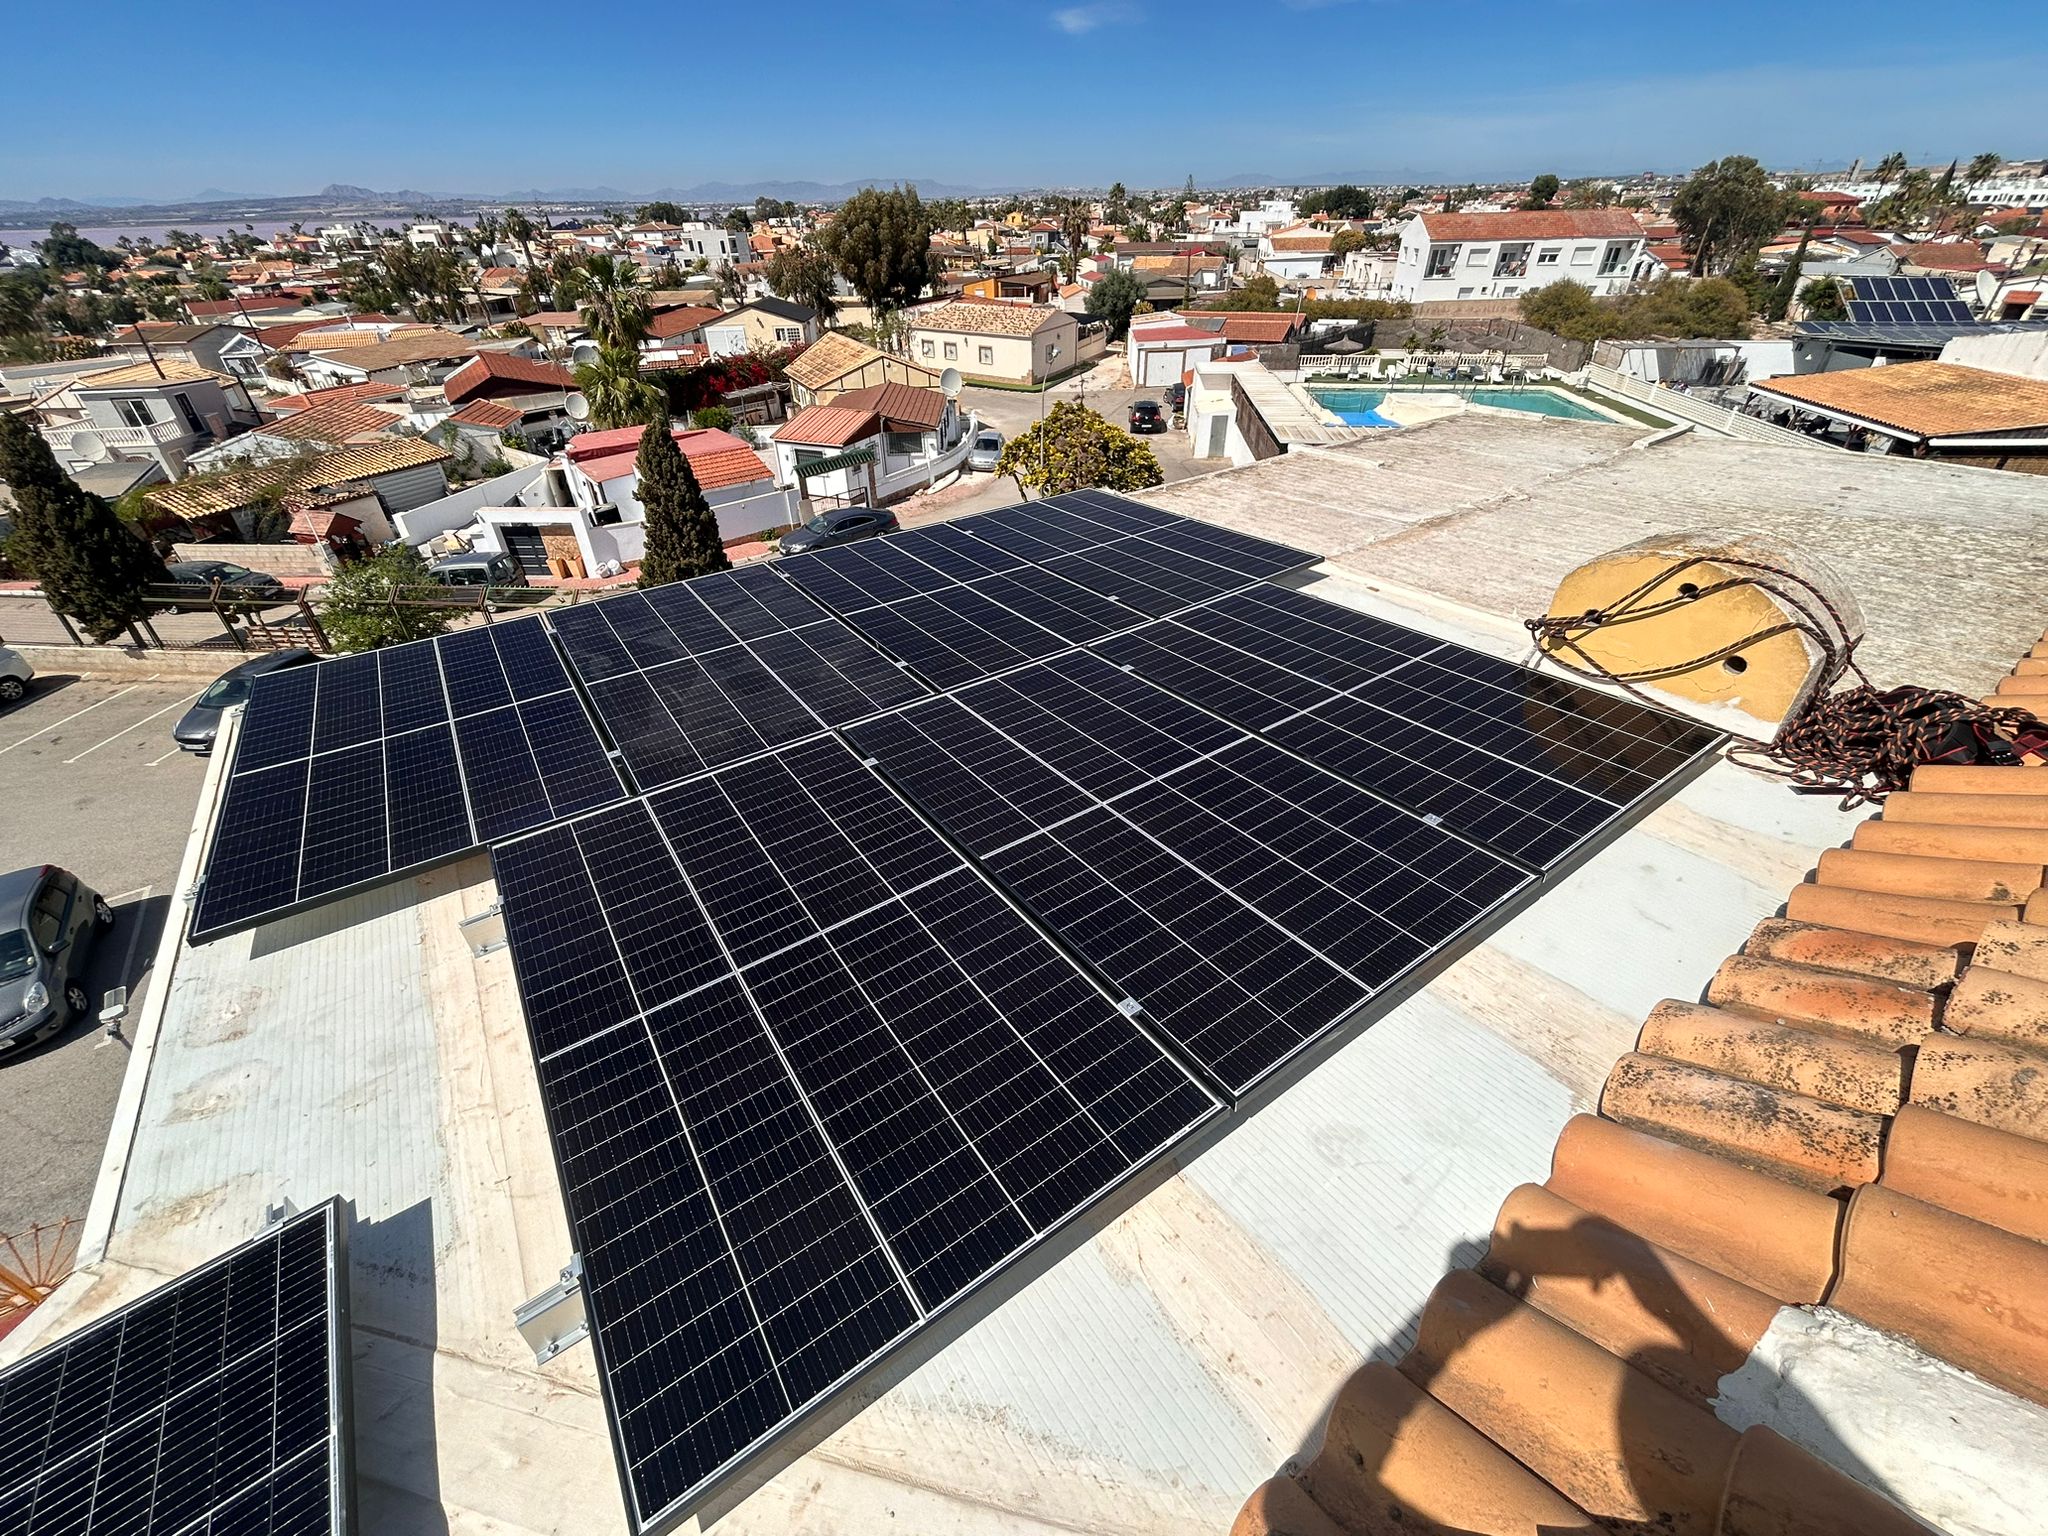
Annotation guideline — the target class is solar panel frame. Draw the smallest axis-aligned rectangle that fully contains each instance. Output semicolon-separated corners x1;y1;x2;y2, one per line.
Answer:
492;738;1220;1532
0;1198;353;1536
190;618;626;941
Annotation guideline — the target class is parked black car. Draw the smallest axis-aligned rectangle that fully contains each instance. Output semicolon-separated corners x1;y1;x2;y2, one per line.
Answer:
0;865;113;1052
162;559;291;604
1165;381;1187;412
778;505;899;555
1127;400;1166;434
172;648;318;754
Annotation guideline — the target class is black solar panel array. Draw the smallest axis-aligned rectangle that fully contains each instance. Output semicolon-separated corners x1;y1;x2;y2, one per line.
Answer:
492;736;1217;1528
1846;274;1977;326
192;618;626;939
0;1200;351;1536
1093;586;1719;869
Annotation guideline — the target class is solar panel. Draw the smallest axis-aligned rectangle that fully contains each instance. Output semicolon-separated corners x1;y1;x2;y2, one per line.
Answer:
492;737;1217;1529
1846;274;1975;327
192;620;625;939
0;1199;351;1536
1094;585;1722;869
846;651;1533;1093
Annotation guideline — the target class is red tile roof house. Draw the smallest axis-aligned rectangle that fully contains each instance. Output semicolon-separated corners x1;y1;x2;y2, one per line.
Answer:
459;425;797;579
767;382;970;507
1392;208;1646;302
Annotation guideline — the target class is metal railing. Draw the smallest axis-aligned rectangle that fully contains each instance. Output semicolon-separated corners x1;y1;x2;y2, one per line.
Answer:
1577;363;1828;449
40;418;189;453
1296;352;1552;379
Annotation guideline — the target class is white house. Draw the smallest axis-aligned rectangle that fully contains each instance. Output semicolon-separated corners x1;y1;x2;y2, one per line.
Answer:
1258;224;1336;282
769;382;973;509
1126;313;1228;388
33;359;260;481
1391;209;1646;302
702;298;822;358
450;425;797;578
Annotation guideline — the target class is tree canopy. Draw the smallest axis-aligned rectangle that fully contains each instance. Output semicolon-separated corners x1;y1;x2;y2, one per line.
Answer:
636;423;729;585
1521;174;1561;210
764;243;839;321
319;546;456;653
36;222;122;273
1084;268;1147;340
816;184;939;311
636;201;689;225
995;401;1164;497
1798;277;1848;322
0;414;170;642
1672;156;1797;277
1307;185;1377;220
1519;277;1755;343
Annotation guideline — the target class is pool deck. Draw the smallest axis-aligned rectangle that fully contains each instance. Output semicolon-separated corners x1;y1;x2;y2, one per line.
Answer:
1309;382;1631;430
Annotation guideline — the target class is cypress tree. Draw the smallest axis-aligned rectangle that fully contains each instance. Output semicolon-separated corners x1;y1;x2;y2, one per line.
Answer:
634;423;729;585
0;413;170;642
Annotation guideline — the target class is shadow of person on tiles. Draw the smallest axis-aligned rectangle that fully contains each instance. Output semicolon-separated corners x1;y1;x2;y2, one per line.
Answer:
1267;1221;1913;1536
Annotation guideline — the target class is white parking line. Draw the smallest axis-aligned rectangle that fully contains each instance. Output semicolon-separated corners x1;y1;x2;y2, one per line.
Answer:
0;683;147;756
62;691;203;765
146;744;189;767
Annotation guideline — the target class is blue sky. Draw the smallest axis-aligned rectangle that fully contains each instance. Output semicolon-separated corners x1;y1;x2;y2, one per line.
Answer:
2;1;2030;199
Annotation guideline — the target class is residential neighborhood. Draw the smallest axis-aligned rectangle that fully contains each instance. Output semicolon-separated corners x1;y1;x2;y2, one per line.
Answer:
3;8;2047;1536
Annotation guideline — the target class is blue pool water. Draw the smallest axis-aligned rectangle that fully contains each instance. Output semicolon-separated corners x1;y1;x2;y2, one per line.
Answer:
1312;385;1614;426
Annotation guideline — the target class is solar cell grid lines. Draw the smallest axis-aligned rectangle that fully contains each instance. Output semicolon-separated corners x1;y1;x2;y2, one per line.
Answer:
491;736;1218;1527
191;619;624;940
0;1200;350;1536
1846;274;1976;327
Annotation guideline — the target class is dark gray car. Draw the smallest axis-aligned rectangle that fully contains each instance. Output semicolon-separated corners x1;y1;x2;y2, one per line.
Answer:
777;505;899;554
172;648;317;754
163;559;291;604
0;865;113;1052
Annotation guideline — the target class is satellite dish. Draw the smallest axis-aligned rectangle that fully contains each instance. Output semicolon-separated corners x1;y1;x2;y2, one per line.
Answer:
564;392;591;422
939;367;962;399
569;340;602;367
1974;269;1998;308
68;430;108;462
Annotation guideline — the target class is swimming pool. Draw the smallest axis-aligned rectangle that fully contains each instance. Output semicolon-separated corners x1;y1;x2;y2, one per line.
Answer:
1311;385;1616;426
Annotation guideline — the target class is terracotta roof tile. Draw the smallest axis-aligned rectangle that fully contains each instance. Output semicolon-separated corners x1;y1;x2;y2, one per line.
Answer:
442;351;575;403
254;397;406;443
564;425;771;489
1418;208;1642;241
70;358;229;390
773;401;877;449
1751;361;2048;438
908;300;1065;337
145;437;450;519
644;305;722;340
445;398;524;430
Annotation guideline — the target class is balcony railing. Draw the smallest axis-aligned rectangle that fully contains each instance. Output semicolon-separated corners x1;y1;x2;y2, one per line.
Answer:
41;418;190;454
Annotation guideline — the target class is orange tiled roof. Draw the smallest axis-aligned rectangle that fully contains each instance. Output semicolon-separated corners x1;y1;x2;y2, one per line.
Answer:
254;397;407;444
644;305;723;340
266;380;406;414
1901;241;1995;271
1235;622;2048;1536
442;350;575;403
564;425;772;489
445;399;524;430
1418;208;1642;241
1750;361;2048;439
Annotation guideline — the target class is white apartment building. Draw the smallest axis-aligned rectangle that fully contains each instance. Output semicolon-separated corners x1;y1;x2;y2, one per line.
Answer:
1390;209;1646;302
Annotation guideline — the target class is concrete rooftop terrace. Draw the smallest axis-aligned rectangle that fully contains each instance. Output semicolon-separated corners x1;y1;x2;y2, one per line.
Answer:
7;413;2045;1535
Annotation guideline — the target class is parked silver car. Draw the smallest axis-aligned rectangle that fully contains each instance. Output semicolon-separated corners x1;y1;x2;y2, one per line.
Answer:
0;645;31;707
965;429;1004;472
0;865;113;1051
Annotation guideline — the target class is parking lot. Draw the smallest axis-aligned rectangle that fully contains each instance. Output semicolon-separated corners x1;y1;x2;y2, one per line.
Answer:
0;666;210;1240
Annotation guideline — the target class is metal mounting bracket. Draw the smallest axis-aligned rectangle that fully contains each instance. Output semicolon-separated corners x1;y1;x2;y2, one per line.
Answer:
514;1255;587;1364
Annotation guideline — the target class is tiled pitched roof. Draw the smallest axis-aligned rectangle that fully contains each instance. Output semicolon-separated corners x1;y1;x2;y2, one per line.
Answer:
300;330;481;370
442;351;576;403
265;380;407;414
70;358;230;390
784;331;885;389
253;397;407;443
1266;233;1334;252
564;425;772;489
1178;310;1307;344
908;300;1066;337
774;401;878;448
144;437;451;519
1236;622;2048;1536
476;266;523;288
1901;241;1997;271
250;320;334;351
445;399;524;430
644;305;723;340
1750;361;2048;438
834;381;946;430
1418;209;1643;241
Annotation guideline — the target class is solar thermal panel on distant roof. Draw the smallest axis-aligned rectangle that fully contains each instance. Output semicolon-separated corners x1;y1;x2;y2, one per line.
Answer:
190;620;624;939
0;1200;351;1536
492;737;1216;1530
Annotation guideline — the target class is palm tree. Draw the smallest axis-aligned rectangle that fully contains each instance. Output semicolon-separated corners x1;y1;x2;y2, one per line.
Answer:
713;261;747;305
503;207;538;273
1870;152;1907;199
1965;152;2002;198
573;253;649;349
573;347;665;429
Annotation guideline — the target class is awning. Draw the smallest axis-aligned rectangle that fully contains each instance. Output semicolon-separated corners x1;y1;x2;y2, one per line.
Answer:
795;447;876;478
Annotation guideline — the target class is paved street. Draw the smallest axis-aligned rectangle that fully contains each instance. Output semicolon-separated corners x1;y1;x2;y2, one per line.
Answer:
0;667;210;1240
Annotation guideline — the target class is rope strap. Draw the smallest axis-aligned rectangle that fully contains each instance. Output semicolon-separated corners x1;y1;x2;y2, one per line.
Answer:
1524;554;2044;808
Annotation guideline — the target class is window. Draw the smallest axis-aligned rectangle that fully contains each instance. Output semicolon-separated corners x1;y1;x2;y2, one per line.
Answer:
1536;247;1561;266
172;392;206;434
114;397;159;428
977;345;994;366
30;878;69;952
794;448;823;467
1570;245;1595;266
1598;242;1631;277
885;431;922;457
774;325;803;343
1465;246;1489;266
1493;242;1532;279
1425;244;1459;279
943;342;958;361
920;339;935;358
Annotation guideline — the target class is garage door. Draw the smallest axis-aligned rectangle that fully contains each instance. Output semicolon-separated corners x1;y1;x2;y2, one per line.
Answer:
502;524;550;576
